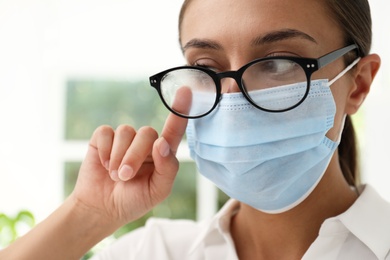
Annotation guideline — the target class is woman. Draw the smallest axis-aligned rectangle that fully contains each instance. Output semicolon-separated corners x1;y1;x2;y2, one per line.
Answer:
0;0;387;259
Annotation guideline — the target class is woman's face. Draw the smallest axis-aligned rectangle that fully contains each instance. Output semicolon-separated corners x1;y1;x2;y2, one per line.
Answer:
180;0;355;140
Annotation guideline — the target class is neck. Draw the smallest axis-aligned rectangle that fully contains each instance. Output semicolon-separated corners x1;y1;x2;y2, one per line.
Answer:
230;152;358;260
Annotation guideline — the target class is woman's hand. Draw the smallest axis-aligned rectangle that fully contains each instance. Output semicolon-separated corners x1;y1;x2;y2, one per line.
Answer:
71;113;188;229
0;113;188;260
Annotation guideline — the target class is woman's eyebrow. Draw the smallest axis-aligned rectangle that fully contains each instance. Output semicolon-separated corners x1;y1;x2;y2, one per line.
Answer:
181;29;316;53
181;38;222;53
251;29;318;46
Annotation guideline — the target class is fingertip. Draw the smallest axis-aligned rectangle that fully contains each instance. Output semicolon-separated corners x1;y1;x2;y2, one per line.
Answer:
110;170;120;182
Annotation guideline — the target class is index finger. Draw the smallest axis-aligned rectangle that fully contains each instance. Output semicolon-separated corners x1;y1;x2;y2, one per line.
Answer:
160;87;190;154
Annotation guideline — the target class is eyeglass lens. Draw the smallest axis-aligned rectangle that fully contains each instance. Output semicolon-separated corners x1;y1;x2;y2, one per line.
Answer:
160;68;218;117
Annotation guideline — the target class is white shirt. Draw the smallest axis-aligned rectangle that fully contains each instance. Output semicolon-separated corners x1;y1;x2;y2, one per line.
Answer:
93;185;390;259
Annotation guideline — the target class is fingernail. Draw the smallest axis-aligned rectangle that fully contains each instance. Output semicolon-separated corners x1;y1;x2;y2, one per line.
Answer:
119;165;134;181
110;170;120;181
158;137;170;157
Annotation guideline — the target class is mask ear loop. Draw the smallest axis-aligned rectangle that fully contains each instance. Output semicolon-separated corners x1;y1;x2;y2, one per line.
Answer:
327;57;361;86
328;57;361;143
327;58;361;194
336;114;347;143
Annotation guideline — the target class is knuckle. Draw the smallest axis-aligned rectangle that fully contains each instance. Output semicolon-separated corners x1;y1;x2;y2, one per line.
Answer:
116;124;136;136
138;126;158;139
156;156;179;177
171;158;180;174
93;125;114;138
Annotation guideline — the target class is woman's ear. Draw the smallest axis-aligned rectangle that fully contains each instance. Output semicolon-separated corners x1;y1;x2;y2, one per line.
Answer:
346;53;381;115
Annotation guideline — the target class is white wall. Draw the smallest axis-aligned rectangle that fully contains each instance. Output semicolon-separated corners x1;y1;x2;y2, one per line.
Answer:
0;0;389;223
0;0;185;222
361;0;390;199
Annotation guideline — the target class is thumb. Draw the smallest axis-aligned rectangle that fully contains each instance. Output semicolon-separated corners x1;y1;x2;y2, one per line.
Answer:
161;113;188;155
150;136;179;200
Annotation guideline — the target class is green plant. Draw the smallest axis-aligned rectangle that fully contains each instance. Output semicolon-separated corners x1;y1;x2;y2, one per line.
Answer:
0;210;35;248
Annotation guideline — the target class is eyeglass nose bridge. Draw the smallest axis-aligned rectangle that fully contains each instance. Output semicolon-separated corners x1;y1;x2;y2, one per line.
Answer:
215;70;244;94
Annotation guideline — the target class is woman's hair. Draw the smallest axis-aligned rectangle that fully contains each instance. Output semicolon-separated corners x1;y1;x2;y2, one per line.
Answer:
325;0;372;186
178;0;373;186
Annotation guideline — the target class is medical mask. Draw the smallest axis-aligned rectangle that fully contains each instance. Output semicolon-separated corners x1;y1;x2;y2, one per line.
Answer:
186;64;356;213
186;57;360;214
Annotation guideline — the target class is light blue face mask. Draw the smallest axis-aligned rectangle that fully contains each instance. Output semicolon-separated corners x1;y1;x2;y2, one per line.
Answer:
186;60;358;214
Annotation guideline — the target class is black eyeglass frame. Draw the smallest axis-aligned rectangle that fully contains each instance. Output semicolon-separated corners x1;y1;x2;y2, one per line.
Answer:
150;44;358;119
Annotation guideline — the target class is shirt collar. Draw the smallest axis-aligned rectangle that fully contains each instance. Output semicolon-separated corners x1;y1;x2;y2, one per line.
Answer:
188;199;240;256
324;184;390;259
189;185;390;259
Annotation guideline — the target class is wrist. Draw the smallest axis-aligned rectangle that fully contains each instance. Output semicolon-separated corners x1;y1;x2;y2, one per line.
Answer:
66;194;123;239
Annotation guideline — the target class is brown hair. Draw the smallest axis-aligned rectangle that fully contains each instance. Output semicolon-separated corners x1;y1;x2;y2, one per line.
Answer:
178;0;192;45
325;0;372;186
178;0;373;186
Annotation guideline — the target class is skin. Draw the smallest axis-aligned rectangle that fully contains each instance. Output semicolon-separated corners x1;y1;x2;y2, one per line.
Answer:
0;0;380;259
181;0;380;259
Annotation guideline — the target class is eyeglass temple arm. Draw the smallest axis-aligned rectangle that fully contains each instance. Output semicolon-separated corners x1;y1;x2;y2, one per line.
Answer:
317;44;358;69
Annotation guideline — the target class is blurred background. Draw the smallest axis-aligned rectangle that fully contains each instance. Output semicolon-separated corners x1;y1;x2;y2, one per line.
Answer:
0;0;389;255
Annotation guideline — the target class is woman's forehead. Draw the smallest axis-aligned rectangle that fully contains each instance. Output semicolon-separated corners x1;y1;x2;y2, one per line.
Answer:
180;0;344;51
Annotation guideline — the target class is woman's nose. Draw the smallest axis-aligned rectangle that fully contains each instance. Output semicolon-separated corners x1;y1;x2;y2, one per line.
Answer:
221;78;241;93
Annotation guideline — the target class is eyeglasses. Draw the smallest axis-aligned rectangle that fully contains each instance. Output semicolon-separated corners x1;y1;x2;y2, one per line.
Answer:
149;44;358;118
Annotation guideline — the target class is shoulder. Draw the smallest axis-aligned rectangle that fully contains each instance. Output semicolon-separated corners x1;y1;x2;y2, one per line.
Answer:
305;184;390;260
339;184;390;228
340;185;390;258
